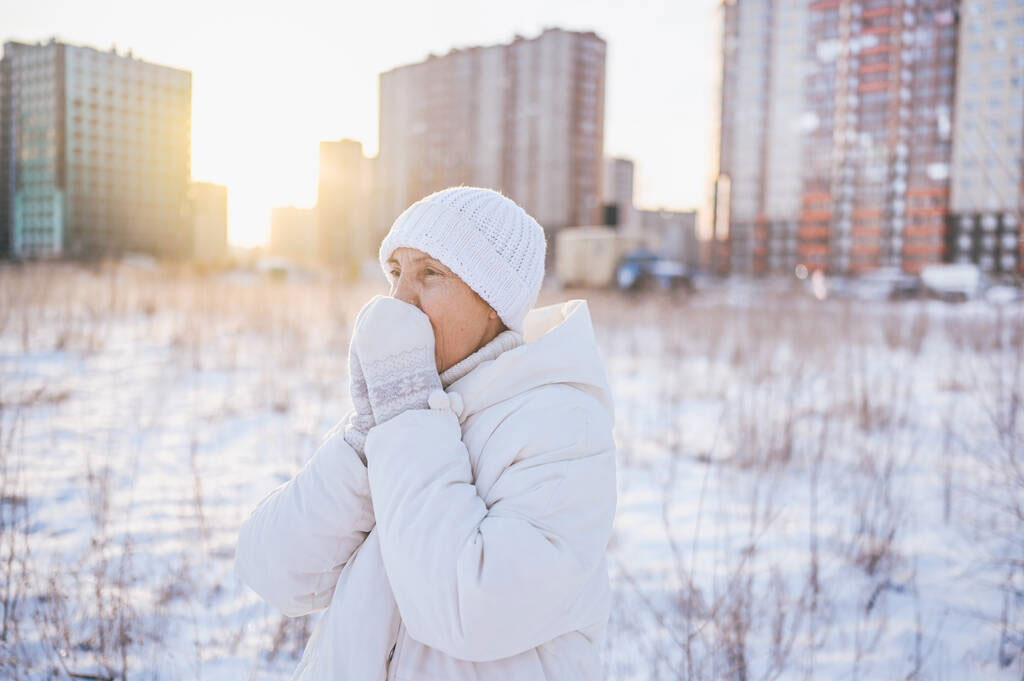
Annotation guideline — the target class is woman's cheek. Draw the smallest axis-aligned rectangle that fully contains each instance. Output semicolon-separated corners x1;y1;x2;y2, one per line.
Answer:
421;305;447;369
433;326;453;372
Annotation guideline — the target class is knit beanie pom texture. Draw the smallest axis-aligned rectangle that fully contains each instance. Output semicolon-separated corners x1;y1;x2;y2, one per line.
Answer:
378;186;547;333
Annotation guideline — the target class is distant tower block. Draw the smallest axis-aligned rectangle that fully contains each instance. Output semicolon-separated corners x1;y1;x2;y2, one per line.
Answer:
377;27;606;257
316;139;376;279
0;38;192;259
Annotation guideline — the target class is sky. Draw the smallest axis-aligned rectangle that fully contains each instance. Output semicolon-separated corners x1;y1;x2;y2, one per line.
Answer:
3;0;720;246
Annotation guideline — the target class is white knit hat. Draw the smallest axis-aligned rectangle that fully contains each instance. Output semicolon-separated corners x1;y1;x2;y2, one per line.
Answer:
378;186;547;333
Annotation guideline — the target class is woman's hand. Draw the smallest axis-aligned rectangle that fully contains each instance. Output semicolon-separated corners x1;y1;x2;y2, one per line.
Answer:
350;295;443;425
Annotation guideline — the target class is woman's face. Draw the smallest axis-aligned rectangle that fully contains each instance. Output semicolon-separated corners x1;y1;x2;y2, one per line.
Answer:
386;247;505;374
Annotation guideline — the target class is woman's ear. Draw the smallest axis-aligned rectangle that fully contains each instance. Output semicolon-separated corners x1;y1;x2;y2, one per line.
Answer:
486;307;506;333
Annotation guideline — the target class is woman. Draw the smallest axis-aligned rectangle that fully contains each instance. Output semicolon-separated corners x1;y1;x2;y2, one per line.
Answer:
234;186;618;680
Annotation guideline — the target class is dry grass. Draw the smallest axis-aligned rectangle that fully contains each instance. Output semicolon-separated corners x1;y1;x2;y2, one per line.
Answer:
586;284;1023;679
0;262;1021;680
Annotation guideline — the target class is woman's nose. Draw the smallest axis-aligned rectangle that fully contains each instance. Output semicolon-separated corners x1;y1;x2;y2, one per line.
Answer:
391;277;419;307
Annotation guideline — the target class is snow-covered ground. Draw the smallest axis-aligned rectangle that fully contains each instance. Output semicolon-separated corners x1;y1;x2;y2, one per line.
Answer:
0;262;1021;680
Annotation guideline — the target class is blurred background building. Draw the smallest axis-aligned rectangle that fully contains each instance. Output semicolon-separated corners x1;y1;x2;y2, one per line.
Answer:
947;0;1023;274
711;0;1022;277
599;155;700;267
557;153;700;287
638;208;700;268
316;138;376;279
190;181;227;264
269;205;316;266
0;38;192;259
602;156;637;231
376;27;606;256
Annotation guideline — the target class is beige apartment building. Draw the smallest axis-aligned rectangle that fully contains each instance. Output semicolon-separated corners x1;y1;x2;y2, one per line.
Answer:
1;38;192;258
376;27;606;251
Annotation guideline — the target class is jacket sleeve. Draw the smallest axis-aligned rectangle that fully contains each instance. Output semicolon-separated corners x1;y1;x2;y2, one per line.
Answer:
364;394;617;662
234;413;375;617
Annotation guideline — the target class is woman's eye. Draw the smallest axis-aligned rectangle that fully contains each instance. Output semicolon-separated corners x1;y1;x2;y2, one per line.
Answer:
389;270;400;278
425;269;439;276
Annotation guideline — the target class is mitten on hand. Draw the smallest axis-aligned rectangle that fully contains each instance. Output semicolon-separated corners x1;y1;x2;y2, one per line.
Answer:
342;296;382;464
350;296;442;424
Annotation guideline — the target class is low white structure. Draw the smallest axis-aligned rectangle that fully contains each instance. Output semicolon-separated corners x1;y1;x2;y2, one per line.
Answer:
555;225;645;287
920;263;982;300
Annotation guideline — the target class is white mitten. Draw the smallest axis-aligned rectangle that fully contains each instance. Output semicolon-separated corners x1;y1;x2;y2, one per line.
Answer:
350;296;443;425
342;349;376;465
341;296;381;464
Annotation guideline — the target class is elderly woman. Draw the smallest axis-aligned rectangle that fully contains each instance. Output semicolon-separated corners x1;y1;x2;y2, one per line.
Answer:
234;186;617;680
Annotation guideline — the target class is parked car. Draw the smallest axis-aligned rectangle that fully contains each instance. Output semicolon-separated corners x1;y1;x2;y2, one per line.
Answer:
845;267;923;301
812;268;920;301
890;274;924;300
984;282;1022;304
616;249;695;293
920;263;983;302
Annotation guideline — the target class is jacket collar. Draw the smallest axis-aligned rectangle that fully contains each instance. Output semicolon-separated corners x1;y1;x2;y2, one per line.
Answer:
440;329;525;388
445;299;614;423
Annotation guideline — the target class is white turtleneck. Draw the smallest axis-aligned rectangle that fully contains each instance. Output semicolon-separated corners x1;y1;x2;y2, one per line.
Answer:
439;329;525;389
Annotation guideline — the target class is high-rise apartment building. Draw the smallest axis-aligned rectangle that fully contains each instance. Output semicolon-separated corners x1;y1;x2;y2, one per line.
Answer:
269;205;317;266
377;27;606;247
712;0;1021;276
316;138;376;278
0;38;191;258
190;181;227;264
947;0;1023;274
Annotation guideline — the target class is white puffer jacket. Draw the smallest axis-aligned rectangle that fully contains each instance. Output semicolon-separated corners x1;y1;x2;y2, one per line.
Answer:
234;299;617;680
